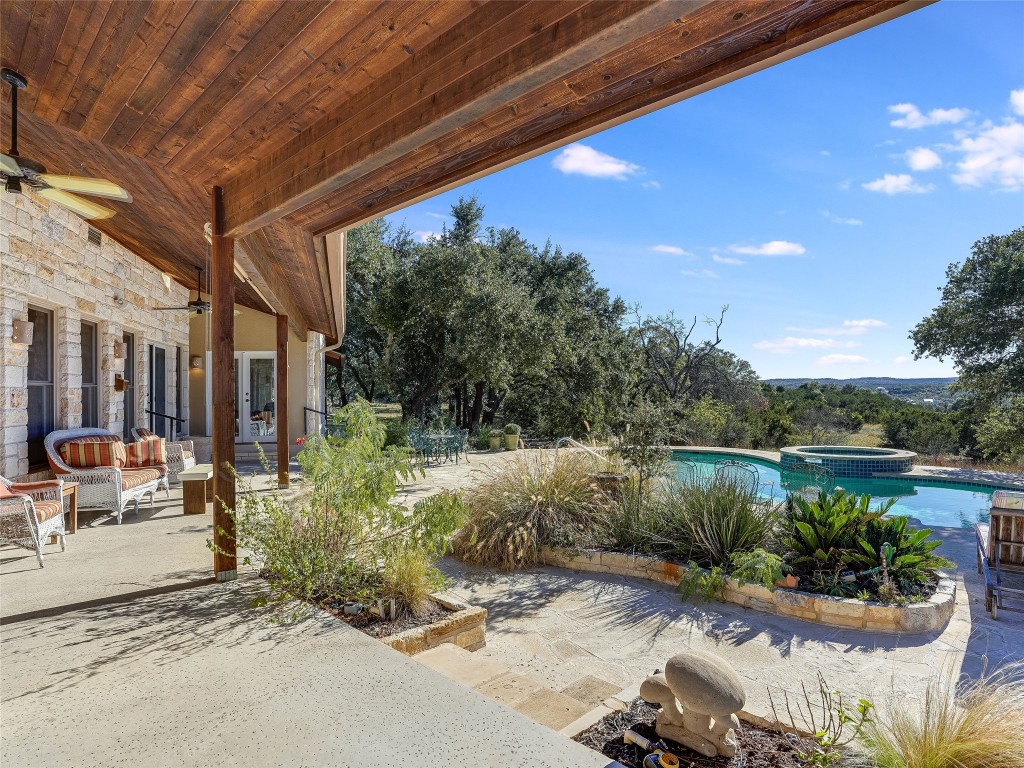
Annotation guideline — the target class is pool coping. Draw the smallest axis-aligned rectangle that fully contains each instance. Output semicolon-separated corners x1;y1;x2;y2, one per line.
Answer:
671;446;1024;491
540;547;957;634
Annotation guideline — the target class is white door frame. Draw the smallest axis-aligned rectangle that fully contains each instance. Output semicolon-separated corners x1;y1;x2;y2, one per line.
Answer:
206;351;277;443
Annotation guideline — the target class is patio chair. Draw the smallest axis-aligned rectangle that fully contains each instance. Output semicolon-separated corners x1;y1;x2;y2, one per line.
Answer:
131;427;196;485
0;476;66;567
782;463;836;501
714;459;759;494
46;429;164;524
675;457;698;485
976;490;1024;619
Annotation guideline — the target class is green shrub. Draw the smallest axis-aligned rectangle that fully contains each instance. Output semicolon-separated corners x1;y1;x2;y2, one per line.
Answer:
474;427;492;450
216;401;466;620
453;451;611;569
850;514;952;597
730;548;787;591
677;561;727;602
504;423;521;435
384;418;410;448
650;474;778;567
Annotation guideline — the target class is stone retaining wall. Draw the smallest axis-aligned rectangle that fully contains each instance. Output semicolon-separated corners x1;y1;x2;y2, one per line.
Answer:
383;595;487;655
540;547;955;634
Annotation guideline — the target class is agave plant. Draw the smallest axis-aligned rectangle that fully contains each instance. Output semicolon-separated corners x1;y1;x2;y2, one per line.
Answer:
783;490;891;574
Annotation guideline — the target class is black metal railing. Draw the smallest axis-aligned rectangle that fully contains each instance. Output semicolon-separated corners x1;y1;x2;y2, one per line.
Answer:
146;409;186;441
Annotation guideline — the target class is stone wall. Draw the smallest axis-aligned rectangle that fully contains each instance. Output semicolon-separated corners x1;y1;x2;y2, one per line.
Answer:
0;192;190;479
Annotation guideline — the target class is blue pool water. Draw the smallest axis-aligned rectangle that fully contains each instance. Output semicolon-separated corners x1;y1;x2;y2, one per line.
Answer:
671;450;1003;529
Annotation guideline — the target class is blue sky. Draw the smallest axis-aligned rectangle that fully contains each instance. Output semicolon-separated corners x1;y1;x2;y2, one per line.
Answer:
387;1;1024;380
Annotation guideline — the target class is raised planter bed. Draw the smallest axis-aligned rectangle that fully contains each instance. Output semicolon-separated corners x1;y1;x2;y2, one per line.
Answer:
540;547;955;634
381;594;487;655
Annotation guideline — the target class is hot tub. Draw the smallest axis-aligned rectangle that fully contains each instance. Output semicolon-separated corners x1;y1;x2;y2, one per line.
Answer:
779;445;916;478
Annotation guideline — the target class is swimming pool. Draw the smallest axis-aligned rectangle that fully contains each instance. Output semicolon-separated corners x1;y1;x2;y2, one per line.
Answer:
671;450;1006;529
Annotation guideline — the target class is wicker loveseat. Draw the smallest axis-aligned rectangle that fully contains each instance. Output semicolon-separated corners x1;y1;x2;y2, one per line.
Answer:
0;476;66;567
45;429;165;524
131;427;196;485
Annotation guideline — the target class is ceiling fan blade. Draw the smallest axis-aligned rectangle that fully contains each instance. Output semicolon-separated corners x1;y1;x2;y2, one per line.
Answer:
36;188;116;219
38;174;132;202
153;306;194;311
0;153;21;175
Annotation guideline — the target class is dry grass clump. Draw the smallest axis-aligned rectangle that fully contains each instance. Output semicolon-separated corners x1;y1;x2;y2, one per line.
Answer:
863;662;1024;768
453;451;613;570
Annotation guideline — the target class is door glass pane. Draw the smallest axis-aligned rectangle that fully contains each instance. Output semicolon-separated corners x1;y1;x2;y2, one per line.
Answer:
123;333;135;440
150;345;167;437
233;357;239;438
26;307;53;466
81;321;98;428
248;358;276;439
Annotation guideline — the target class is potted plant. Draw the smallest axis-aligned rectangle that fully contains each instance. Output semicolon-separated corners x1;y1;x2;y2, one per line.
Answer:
489;429;503;450
503;423;521;450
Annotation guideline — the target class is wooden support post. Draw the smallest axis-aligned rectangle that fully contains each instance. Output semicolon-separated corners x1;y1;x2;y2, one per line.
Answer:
276;313;289;489
211;185;237;581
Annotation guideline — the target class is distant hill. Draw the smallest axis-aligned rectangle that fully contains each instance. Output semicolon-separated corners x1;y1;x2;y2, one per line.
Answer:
763;377;958;405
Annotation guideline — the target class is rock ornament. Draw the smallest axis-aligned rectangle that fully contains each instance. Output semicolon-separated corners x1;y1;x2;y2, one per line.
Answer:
639;650;746;758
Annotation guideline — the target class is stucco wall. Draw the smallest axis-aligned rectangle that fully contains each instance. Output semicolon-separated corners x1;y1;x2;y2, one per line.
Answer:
0;192;190;479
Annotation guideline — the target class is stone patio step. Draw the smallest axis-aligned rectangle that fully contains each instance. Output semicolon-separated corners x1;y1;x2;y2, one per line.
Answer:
414;642;615;732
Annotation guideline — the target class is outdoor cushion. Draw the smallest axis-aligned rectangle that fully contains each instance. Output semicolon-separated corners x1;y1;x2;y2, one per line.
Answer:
0;483;19;498
121;468;162;491
125;438;167;468
59;436;127;469
181;450;194;461
134;427;155;439
31;499;63;524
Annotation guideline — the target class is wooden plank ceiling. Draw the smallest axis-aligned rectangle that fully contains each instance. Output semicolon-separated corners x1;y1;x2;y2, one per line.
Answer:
1;0;930;336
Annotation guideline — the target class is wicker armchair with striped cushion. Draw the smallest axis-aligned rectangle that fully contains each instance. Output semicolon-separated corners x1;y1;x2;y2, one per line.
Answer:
1;476;66;567
45;429;163;524
131;427;196;485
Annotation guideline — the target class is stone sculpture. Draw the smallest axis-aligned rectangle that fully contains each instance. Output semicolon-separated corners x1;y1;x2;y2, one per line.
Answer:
638;650;746;758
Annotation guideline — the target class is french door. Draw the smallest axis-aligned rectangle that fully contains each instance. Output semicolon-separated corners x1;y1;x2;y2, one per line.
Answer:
206;352;277;443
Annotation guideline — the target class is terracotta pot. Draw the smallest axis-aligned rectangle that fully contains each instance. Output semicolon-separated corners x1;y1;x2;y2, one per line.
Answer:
775;574;800;589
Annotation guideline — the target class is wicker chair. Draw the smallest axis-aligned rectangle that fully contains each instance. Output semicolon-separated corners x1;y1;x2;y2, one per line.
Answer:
45;428;164;524
0;476;66;567
131;427;196;485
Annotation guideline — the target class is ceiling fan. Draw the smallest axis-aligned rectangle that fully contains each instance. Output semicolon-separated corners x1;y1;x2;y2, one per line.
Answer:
1;67;132;220
154;266;212;315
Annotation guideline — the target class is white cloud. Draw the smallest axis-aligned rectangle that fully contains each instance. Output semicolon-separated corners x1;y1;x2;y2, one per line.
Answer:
680;269;719;279
551;143;640;179
425;212;447;220
821;210;863;226
651;244;691;256
905;146;942;171
642;180;662;190
754;337;859;354
729;240;805;257
894;355;912;364
819;354;869;365
820;150;831;156
888;103;970;129
862;173;933;195
950;121;1024;190
414;230;441;242
712;254;745;265
844;318;885;328
1010;88;1024;117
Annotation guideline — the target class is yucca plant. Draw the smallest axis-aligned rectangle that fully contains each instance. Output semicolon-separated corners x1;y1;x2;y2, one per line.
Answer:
783;490;890;574
453;451;612;569
863;662;1024;768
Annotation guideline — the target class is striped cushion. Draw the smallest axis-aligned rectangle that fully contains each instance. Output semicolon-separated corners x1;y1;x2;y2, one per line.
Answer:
59;436;127;469
125;438;167;468
134;427;155;439
121;468;162;491
32;499;63;523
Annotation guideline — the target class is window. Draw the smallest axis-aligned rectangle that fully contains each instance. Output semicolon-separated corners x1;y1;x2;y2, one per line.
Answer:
149;344;167;437
122;332;135;440
26;306;54;467
80;321;99;428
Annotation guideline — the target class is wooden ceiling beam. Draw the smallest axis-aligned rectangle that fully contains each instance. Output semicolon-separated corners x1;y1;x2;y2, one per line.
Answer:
220;0;696;236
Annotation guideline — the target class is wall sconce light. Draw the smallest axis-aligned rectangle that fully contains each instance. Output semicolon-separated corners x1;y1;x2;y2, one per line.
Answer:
190;355;203;370
12;319;34;345
113;340;127;359
114;375;130;392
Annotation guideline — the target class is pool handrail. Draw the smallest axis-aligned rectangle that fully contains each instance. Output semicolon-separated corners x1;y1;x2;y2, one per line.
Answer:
554;437;614;467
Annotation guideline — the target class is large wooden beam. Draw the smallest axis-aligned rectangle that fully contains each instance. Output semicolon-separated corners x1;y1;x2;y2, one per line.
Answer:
276;313;289;490
211;185;237;582
220;0;692;236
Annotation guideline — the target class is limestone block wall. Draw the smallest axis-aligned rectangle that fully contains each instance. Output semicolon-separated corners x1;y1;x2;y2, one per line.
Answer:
0;192;190;479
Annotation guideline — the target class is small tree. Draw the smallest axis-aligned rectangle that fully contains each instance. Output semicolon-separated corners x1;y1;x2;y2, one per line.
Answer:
614;398;672;514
